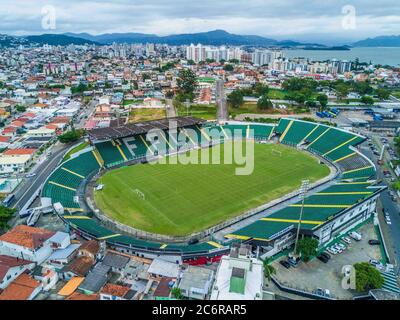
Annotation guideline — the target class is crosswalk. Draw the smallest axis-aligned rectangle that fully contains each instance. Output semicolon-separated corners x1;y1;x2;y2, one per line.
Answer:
380;270;400;294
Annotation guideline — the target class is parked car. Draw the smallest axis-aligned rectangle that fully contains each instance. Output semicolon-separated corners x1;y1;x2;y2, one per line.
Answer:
25;173;36;178
369;259;384;270
320;252;331;260
279;260;291;269
349;231;362;241
336;243;346;250
368;239;381;246
314;288;331;298
342;237;352;245
385;215;392;225
327;247;338;255
317;254;329;263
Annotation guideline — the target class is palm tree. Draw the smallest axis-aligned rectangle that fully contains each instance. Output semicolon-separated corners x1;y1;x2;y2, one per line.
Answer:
263;259;276;282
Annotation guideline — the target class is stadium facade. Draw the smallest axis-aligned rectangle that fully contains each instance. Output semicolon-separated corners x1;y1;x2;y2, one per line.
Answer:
40;117;386;263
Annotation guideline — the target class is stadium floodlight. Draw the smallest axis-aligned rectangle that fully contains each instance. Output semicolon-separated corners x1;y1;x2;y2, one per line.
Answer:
293;179;310;257
185;99;190;116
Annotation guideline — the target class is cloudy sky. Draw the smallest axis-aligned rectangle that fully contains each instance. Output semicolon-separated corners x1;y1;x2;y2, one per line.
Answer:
1;0;400;44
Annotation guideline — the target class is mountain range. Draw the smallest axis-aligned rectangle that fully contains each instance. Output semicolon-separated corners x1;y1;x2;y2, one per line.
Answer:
1;30;400;48
353;35;400;47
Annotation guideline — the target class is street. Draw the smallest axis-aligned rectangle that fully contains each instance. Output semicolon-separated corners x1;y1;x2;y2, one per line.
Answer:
360;137;400;270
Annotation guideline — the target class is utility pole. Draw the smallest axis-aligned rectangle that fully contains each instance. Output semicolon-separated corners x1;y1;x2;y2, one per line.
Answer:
293;179;309;257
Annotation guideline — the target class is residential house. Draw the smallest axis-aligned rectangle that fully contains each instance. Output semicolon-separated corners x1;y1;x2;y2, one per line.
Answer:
78;263;110;294
0;273;42;300
100;283;137;300
0;148;36;174
0;255;36;290
178;266;214;300
102;251;130;275
153;277;174;300
148;258;180;279
0;225;55;264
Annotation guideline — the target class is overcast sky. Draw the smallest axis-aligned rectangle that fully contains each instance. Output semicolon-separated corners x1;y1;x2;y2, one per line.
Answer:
1;0;400;44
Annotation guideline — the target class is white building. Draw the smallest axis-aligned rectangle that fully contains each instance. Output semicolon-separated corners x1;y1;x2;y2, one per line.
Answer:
0;255;36;289
211;244;263;300
186;44;207;63
178;266;214;300
0;225;55;264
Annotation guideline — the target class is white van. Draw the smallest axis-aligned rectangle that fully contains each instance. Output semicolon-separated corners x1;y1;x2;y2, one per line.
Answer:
349;231;362;241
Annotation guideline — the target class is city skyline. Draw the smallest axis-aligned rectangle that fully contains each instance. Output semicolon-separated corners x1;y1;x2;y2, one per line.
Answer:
1;0;400;45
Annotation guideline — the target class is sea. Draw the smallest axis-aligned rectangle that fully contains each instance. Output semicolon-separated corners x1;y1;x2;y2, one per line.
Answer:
283;47;400;67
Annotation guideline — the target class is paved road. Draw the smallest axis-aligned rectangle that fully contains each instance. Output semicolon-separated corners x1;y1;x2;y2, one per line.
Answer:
360;141;400;270
10;143;70;212
10;98;97;213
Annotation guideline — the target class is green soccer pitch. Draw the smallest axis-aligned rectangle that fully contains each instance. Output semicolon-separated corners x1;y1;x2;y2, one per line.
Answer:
93;141;330;237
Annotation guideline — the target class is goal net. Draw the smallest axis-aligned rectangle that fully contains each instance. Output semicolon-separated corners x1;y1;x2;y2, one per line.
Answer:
134;189;146;200
271;149;282;157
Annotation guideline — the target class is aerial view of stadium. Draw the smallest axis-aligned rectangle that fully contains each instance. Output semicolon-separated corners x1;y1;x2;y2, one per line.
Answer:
1;0;400;308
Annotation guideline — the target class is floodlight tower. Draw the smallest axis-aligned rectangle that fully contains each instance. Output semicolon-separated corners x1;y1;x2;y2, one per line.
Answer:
185;99;190;116
290;179;310;261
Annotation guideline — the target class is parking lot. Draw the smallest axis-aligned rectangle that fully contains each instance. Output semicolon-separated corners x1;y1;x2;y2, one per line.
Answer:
272;222;382;299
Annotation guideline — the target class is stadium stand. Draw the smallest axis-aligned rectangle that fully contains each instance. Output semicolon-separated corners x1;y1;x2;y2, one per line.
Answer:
41;117;383;259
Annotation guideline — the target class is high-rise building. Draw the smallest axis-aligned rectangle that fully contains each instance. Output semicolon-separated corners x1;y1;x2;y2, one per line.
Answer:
186;44;207;63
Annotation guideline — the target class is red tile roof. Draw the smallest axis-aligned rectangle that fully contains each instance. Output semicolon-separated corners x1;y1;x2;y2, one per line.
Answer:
0;225;55;250
3;148;36;156
65;292;99;300
101;283;130;297
0;273;41;300
0;255;33;281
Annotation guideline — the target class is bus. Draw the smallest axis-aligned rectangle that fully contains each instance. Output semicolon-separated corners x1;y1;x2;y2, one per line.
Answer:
2;194;15;207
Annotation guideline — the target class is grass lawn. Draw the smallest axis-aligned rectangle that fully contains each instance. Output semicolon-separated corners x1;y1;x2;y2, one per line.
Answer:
63;142;89;161
268;88;288;100
94;141;329;236
129;108;166;122
177;104;217;120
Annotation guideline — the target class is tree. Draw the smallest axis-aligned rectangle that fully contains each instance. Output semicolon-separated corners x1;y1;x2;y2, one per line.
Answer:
177;69;197;101
296;237;318;262
71;83;88;95
360;95;374;105
227;90;244;109
253;83;269;97
15;105;26;113
353;81;373;95
335;83;350;100
0;205;16;230
165;90;174;99
223;64;234;72
257;94;273;110
353;262;384;292
376;88;391;100
171;287;184;300
317;94;328;111
58;129;84;144
263;259;276;281
285;92;306;105
394;136;400;154
282;78;317;92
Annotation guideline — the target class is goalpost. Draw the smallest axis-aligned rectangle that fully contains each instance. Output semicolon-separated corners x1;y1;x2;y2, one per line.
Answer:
271;149;282;157
134;189;146;200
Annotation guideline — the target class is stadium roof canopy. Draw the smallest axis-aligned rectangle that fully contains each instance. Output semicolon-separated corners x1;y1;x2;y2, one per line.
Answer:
88;116;207;142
